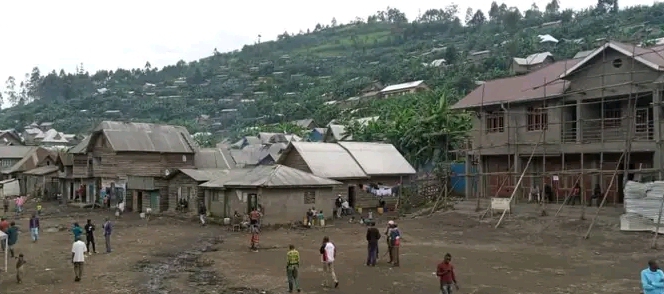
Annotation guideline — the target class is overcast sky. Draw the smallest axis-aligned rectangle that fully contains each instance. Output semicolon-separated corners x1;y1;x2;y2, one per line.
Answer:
0;0;656;89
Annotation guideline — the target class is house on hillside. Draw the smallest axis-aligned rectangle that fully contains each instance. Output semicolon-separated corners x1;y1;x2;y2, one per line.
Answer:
230;143;286;167
199;164;342;224
0;130;23;146
309;128;328;142
278;142;416;210
0;147;56;195
291;119;316;129
380;80;429;98
510;52;554;75
452;40;664;205
83;121;197;212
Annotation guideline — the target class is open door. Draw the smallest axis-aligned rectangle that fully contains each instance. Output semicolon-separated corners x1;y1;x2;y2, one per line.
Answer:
348;186;356;207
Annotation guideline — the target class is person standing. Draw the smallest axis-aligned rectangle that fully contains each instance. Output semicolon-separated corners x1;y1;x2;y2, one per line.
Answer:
71;222;83;241
319;236;338;289
198;202;207;226
6;221;18;258
102;217;112;253
16;253;26;284
250;225;259;252
389;223;401;267
0;217;8;251
249;208;262;230
84;219;97;254
385;220;395;264
437;253;459;294
642;259;664;294
335;195;343;218
286;244;301;293
29;214;40;242
71;236;87;282
3;196;8;214
366;222;380;266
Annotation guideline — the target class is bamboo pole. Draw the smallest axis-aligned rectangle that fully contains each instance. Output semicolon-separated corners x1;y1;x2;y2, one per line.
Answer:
494;131;546;228
583;151;626;239
475;84;486;211
651;194;664;249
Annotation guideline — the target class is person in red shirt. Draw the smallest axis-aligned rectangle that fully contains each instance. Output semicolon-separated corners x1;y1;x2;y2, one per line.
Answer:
436;253;459;294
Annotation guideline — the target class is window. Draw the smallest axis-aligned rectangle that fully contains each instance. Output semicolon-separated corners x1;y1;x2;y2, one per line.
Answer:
485;111;505;133
304;191;316;204
612;58;623;68
1;159;11;168
527;105;548;131
603;101;621;128
211;192;220;202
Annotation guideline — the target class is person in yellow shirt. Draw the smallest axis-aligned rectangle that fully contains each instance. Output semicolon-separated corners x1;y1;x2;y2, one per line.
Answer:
286;244;301;293
36;202;42;216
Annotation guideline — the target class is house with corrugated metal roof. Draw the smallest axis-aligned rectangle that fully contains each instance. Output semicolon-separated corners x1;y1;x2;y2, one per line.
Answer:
0;146;57;196
278;142;416;210
510;52;554;75
452;40;664;204
199;164;342;224
164;147;236;215
380;80;429;98
82;121;198;213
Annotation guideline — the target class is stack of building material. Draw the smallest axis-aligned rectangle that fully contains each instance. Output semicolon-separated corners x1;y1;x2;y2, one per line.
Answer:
621;181;664;233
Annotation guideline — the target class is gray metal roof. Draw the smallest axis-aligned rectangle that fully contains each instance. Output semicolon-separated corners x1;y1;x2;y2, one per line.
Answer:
177;168;231;182
68;136;90;154
230;143;286;166
288;142;367;179
0;146;35;159
195;148;236;169
327;125;351;141
338;142;416;176
23;165;59;176
292;118;314;128
200;164;342;188
92;121;196;153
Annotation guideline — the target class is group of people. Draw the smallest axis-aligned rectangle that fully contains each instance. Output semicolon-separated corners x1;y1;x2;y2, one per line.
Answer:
280;219;459;293
2;196;27;217
529;183;604;207
68;218;113;282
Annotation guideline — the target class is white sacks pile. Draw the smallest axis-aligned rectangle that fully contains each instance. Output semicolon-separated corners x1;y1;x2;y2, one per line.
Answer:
621;181;664;233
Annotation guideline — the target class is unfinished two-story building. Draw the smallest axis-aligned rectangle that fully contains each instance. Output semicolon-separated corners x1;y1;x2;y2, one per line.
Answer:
453;41;664;205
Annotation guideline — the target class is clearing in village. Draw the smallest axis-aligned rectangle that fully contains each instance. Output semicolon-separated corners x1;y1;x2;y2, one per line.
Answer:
0;200;652;294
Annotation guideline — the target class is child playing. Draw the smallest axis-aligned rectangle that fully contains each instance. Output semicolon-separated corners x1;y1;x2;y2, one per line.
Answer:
250;226;259;252
317;210;324;225
16;253;26;284
36;202;42;216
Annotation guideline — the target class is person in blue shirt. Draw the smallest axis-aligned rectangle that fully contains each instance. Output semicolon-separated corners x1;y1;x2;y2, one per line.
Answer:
642;259;664;294
71;222;83;241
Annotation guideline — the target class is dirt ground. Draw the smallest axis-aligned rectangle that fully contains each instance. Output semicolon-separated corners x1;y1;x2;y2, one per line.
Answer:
0;200;656;293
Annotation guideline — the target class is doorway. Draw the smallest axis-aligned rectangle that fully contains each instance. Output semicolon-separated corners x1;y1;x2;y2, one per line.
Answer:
70;182;74;200
347;186;356;207
137;191;143;211
247;193;258;213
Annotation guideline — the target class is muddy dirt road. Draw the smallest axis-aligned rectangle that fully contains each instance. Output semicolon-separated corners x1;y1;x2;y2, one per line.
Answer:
0;202;656;293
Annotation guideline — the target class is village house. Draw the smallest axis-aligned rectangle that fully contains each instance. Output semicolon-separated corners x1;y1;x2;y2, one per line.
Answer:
0;147;56;195
323;117;379;143
379;80;429;98
452;40;664;205
510;52;554;75
309;128;328;142
165;147;236;215
0;130;23;146
82;121;197;213
278;142;416;210
291;119;316;129
199;164;342;224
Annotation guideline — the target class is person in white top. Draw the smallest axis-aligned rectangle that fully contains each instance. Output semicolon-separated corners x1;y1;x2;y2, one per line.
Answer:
71;236;88;282
319;236;338;288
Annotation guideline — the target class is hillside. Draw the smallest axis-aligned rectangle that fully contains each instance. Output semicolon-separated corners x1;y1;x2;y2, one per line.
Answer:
1;2;663;147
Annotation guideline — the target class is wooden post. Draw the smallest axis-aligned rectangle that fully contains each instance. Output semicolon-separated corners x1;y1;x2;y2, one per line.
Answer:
583;151;626;239
651;194;664;249
494;131;546;228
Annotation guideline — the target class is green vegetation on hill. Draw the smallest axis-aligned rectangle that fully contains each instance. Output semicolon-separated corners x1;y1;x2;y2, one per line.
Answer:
0;0;660;165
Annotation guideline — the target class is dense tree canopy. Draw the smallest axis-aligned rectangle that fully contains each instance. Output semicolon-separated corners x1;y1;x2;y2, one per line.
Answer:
0;1;661;165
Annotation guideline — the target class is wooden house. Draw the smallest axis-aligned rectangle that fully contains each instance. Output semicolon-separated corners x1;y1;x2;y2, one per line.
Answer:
278;142;416;210
199;164;342;224
84;121;198;213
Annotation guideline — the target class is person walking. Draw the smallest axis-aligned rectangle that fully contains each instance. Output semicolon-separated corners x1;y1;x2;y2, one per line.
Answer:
385;220;395;264
389;222;401;267
29;214;40;242
319;236;338;289
102;217;112;253
366;222;380;266
84;219;97;254
6;221;18;258
286;244;301;293
71;236;87;282
437;253;459;294
16;253;26;284
71;222;83;241
198;202;207;226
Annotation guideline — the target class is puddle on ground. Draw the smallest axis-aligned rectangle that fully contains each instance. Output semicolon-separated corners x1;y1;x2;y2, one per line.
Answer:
134;236;271;294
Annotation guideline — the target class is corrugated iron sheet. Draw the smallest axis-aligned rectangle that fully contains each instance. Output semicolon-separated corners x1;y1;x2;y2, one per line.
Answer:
0;146;35;158
200;164;341;188
291;142;367;179
96;121;196;153
178;168;230;182
195;148;236;169
23;165;59;176
338;142;416;176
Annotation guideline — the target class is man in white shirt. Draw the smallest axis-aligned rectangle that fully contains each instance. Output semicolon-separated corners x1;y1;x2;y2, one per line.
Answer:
319;236;338;288
71;236;88;282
